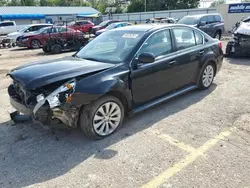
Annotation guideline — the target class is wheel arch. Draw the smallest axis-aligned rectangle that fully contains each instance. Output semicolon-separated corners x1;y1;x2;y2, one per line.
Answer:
197;58;217;85
105;90;130;114
30;38;41;48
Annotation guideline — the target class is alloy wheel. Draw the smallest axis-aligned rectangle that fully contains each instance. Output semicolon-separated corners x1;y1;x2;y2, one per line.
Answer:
31;40;40;49
93;102;122;136
202;65;214;87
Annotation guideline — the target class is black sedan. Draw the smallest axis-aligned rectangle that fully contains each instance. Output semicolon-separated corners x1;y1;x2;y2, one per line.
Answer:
8;24;223;140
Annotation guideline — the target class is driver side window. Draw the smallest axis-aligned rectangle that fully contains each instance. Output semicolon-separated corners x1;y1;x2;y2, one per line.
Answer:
137;29;173;58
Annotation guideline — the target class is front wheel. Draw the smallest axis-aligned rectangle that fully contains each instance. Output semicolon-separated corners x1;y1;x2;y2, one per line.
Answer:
198;63;215;89
79;96;125;140
30;39;41;49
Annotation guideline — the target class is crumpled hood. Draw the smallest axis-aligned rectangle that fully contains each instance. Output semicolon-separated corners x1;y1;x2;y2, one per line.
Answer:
8;56;115;90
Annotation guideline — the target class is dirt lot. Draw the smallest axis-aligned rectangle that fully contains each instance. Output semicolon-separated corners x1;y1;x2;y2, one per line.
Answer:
1;44;250;188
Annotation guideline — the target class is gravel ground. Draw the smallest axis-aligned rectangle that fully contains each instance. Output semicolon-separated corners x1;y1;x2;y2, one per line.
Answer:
1;43;250;188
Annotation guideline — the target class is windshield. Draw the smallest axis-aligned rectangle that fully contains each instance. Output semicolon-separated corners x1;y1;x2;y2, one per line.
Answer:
34;27;47;34
76;30;145;63
178;17;199;25
99;20;110;27
20;26;30;32
106;23;118;30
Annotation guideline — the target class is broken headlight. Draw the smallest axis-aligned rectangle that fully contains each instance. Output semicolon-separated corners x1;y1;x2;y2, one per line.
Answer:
33;79;76;114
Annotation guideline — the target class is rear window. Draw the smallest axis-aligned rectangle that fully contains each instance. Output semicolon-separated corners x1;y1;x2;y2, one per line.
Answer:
178;17;199;25
0;22;14;27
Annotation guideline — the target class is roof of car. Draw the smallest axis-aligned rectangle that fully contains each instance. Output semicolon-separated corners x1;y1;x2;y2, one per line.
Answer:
183;13;221;18
28;23;52;26
114;24;189;32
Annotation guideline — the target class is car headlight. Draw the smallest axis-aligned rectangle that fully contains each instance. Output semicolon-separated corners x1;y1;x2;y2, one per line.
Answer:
34;79;76;114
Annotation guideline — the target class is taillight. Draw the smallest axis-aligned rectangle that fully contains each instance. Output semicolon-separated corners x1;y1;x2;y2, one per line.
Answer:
218;42;222;49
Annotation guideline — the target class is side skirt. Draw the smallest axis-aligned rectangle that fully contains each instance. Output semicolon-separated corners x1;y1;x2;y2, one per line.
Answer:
131;85;197;115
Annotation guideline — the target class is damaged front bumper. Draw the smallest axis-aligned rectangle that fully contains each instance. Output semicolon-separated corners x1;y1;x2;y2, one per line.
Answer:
8;79;79;128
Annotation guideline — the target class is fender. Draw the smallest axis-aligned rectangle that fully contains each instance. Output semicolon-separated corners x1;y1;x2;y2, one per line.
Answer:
70;67;132;109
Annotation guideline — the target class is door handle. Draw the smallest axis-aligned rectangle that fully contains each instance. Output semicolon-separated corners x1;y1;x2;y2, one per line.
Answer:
169;60;176;66
199;50;205;55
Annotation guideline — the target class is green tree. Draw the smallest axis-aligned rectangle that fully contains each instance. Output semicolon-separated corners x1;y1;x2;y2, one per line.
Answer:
40;0;48;6
128;0;199;13
20;0;37;6
0;0;7;6
209;0;225;8
7;0;21;6
127;0;144;12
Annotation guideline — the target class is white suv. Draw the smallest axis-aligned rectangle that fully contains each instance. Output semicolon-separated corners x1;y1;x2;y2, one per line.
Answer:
0;21;17;35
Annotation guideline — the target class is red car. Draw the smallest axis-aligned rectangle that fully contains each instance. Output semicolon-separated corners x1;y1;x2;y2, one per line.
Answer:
17;26;81;49
68;20;94;33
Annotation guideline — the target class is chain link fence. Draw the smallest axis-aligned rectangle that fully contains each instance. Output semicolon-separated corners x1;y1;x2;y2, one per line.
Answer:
103;8;217;24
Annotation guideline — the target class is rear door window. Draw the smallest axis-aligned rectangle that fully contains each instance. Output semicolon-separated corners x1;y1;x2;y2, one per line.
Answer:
173;28;196;50
207;15;215;24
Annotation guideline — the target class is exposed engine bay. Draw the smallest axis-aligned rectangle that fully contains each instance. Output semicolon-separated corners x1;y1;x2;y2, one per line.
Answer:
226;22;250;57
8;79;79;128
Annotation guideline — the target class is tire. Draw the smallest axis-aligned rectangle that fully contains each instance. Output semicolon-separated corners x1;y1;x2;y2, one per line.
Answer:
51;44;62;54
198;62;215;90
79;95;125;140
88;27;93;34
42;45;50;53
30;39;41;49
214;31;221;40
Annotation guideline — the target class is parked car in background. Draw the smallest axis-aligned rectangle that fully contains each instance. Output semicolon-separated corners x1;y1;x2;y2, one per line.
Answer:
146;17;178;24
17;26;81;49
7;24;52;42
96;22;132;36
8;24;223;140
178;13;225;40
92;20;120;34
0;21;18;35
68;20;94;33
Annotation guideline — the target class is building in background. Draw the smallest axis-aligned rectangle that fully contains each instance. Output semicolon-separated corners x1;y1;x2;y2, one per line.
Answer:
0;6;101;25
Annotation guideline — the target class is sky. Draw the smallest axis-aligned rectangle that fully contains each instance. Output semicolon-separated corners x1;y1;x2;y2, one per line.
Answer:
199;0;243;8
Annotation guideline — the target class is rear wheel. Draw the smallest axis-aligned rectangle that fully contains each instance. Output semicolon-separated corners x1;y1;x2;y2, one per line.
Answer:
214;31;221;40
198;63;215;89
30;39;41;49
79;96;124;140
51;44;62;54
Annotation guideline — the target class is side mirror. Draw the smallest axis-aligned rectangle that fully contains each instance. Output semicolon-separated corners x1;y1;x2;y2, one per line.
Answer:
138;52;155;64
199;21;206;27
